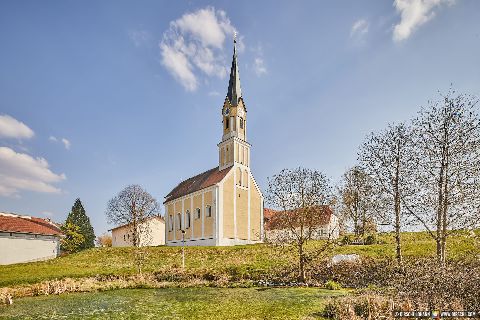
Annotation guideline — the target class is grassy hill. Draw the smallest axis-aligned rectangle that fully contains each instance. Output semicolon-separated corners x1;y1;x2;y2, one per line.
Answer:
0;231;478;288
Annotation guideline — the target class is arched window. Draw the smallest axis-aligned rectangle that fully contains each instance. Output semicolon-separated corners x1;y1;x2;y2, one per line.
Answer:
225;117;229;129
186;210;191;228
195;208;201;219
237;167;242;185
240;118;244;129
177;213;182;230
206;205;212;217
169;215;173;231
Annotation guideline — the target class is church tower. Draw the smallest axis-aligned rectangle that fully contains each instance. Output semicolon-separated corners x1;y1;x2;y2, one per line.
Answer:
218;36;250;177
164;36;263;247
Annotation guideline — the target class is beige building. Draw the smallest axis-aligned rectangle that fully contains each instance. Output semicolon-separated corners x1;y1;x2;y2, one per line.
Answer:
164;39;264;246
0;212;62;265
111;216;165;247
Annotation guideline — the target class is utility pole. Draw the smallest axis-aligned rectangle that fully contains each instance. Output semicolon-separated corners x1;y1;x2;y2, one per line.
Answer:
181;229;186;269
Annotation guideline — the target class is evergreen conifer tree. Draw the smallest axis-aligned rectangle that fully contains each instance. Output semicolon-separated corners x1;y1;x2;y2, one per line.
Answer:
66;198;95;249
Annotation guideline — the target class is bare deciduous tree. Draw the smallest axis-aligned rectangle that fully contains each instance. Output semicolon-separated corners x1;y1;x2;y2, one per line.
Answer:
338;166;378;238
266;167;335;282
359;123;415;263
106;185;160;274
407;90;480;265
106;184;160;247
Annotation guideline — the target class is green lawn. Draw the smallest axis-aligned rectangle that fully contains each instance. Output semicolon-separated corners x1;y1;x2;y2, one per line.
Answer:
0;287;347;320
0;231;477;287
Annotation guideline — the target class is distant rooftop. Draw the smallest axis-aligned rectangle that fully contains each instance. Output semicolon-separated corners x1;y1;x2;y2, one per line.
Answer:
0;212;62;236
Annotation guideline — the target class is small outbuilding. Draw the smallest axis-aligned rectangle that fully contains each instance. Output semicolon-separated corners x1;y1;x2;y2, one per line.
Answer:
0;212;63;265
110;216;165;247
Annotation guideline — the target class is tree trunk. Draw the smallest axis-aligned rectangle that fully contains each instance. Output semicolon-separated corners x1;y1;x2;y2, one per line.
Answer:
298;242;306;283
436;158;445;265
394;152;402;264
440;152;449;267
394;207;402;264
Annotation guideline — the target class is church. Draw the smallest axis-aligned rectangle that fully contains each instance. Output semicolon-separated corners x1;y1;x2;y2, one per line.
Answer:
164;38;264;246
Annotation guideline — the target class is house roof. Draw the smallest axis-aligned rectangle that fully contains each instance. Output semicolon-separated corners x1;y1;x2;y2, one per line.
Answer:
109;216;165;232
0;212;62;236
164;166;231;204
263;206;333;231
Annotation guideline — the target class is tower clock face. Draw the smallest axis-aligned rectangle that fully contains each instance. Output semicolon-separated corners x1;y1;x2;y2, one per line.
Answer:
223;108;230;116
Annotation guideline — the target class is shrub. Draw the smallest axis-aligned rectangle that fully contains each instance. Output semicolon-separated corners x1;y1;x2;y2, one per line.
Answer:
364;234;376;245
341;235;353;245
325;280;342;290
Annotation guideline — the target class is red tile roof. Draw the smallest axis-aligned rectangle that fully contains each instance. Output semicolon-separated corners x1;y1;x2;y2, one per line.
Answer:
263;206;333;231
164;166;232;204
0;214;62;236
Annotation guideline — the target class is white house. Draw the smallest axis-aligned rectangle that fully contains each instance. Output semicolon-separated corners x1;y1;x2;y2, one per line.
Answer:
110;216;165;247
0;212;62;265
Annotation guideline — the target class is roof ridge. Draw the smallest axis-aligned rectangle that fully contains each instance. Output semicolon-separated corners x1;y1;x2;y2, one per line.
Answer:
164;166;232;204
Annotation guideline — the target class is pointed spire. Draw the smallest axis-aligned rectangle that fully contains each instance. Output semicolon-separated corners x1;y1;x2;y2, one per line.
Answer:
226;32;242;106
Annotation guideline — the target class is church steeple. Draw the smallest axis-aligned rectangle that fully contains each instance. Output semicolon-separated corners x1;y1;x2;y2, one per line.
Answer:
218;35;250;171
226;34;242;107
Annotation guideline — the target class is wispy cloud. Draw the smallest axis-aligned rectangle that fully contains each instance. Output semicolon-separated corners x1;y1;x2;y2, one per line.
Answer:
254;58;267;76
208;90;220;96
0;147;66;197
128;29;151;47
250;43;267;77
49;136;71;150
350;19;369;38
0;114;34;139
160;6;241;91
61;138;71;150
393;0;455;42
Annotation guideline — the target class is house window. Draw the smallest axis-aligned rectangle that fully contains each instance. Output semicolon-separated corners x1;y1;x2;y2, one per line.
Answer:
225;117;229;129
195;208;201;219
169;215;173;231
177;213;182;230
123;235;126;241
240;118;244;129
206;205;212;217
186;210;191;228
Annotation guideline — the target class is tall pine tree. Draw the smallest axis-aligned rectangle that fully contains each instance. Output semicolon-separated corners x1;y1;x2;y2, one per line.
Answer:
66;198;95;250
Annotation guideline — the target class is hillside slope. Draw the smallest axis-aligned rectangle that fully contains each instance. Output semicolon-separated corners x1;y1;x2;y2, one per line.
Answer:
0;231;478;287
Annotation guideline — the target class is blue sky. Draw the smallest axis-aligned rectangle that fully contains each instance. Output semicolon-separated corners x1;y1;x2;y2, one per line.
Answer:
1;1;479;235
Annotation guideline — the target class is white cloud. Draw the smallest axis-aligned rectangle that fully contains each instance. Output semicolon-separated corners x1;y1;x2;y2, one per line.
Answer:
0;147;66;197
0;115;34;139
128;29;151;47
49;136;71;150
254;58;267;76
160;7;240;91
61;138;71;150
350;19;369;38
393;0;455;42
